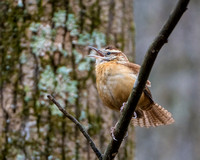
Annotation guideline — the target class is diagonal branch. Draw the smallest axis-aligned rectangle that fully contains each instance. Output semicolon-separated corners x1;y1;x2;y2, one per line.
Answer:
103;0;190;159
47;95;103;160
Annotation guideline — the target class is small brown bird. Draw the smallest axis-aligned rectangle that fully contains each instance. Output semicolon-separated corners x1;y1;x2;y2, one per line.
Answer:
89;46;174;128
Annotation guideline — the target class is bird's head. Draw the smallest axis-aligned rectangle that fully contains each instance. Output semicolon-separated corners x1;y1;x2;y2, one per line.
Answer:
88;46;129;64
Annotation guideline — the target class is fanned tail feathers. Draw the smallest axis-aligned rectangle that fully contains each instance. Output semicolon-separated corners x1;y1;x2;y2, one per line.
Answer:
132;103;174;128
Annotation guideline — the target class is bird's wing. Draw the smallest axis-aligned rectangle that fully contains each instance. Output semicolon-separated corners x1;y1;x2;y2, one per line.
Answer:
119;62;151;87
143;87;154;103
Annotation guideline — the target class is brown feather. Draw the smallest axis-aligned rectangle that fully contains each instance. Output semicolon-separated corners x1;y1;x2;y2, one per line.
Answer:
118;62;151;87
132;103;174;128
143;87;154;103
105;46;118;50
119;62;140;74
92;46;174;128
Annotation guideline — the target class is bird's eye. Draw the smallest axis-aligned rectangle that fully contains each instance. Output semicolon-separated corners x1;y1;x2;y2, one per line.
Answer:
107;52;111;55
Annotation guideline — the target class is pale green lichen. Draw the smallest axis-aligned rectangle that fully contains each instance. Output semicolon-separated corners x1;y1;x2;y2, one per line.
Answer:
52;10;66;28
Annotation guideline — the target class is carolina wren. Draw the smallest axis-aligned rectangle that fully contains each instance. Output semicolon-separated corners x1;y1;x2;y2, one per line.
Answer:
89;46;174;127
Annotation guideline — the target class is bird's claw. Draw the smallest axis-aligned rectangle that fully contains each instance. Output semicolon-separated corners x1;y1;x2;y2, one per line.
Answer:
111;121;129;141
120;102;127;112
111;127;118;141
133;111;137;119
120;102;137;119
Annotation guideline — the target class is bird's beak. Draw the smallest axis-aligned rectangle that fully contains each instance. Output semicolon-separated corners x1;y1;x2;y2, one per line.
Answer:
88;55;110;61
88;46;104;57
88;55;105;59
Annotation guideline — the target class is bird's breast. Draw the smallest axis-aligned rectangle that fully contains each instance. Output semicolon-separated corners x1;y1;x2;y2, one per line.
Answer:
95;62;136;110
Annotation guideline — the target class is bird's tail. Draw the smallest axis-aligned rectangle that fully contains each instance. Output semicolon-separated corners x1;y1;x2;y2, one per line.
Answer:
132;103;174;128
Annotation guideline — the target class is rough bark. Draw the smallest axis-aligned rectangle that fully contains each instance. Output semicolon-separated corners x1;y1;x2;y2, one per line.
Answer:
0;0;135;159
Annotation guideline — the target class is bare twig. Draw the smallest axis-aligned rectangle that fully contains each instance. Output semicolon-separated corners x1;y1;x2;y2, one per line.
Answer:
47;95;103;160
103;0;190;159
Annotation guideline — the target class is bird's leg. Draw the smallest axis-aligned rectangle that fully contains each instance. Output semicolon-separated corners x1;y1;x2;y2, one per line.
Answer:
111;102;137;141
111;101;130;141
120;102;138;119
111;122;118;141
111;121;129;141
120;102;127;112
133;111;137;119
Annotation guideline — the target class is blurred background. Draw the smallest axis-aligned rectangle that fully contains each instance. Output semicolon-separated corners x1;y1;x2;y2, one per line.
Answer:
135;0;200;160
0;0;199;160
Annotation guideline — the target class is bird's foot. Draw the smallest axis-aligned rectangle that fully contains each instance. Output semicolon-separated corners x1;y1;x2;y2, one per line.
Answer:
110;122;118;141
110;121;129;141
120;102;138;119
133;111;137;119
111;127;118;141
120;102;127;113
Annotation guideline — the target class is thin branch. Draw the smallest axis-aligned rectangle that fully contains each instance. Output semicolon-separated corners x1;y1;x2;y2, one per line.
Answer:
47;95;103;160
103;0;190;159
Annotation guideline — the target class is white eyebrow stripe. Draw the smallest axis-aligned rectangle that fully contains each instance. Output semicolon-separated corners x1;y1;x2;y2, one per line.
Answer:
103;49;121;53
